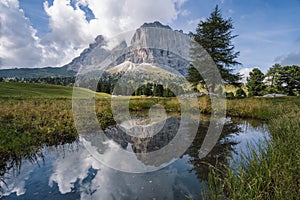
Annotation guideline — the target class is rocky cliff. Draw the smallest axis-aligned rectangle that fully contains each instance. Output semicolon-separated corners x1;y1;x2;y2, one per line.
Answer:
63;21;191;76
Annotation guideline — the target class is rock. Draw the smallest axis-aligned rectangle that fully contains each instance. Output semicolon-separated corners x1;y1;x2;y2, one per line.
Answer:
62;21;192;76
140;21;172;29
63;34;111;72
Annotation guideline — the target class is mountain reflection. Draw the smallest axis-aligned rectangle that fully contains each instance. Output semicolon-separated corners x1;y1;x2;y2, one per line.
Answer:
1;116;269;200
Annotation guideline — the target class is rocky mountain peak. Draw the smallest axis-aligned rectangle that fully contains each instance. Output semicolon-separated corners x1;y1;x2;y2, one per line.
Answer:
89;35;106;49
63;21;191;74
140;21;172;30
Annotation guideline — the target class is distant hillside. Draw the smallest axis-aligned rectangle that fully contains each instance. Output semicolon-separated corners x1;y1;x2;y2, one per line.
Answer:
0;66;76;78
0;82;109;99
0;82;74;98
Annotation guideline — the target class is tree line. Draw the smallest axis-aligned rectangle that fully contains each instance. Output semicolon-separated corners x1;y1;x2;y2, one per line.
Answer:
0;77;75;86
247;65;300;96
96;73;176;97
0;74;178;97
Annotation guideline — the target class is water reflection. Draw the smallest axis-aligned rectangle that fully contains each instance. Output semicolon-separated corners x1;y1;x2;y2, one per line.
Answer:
0;117;269;199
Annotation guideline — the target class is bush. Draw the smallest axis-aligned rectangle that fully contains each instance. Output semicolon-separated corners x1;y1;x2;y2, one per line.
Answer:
235;88;246;98
226;92;235;99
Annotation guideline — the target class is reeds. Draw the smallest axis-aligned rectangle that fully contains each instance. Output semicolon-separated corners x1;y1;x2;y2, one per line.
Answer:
205;101;300;199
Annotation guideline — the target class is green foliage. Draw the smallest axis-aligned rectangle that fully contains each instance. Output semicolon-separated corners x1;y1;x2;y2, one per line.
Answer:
246;68;265;96
0;76;75;86
153;84;164;97
0;67;76;78
265;63;282;93
163;87;176;97
277;65;300;96
265;64;300;96
235;88;246;98
225;92;234;99
187;65;204;88
190;5;241;87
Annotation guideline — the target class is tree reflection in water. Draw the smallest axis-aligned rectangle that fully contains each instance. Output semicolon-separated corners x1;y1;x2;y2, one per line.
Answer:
1;115;262;199
186;116;240;181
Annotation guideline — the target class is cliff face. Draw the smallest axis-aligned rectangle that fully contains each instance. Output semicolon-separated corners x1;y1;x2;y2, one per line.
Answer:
63;21;191;75
64;35;110;71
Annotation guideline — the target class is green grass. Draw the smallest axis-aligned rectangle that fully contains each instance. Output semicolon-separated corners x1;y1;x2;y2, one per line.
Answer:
0;82;74;99
0;82;111;99
205;102;300;199
226;96;300;120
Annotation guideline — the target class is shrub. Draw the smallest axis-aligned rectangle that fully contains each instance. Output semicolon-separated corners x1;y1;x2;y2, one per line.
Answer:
235;88;246;98
226;92;235;99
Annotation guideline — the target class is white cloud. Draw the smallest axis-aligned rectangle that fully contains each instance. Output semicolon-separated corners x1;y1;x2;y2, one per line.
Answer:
40;0;97;67
0;0;43;68
0;0;185;69
239;67;254;83
48;143;178;200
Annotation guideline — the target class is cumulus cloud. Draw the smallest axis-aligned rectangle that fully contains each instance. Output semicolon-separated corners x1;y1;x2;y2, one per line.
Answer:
239;67;254;83
0;0;187;69
274;52;300;66
0;0;43;68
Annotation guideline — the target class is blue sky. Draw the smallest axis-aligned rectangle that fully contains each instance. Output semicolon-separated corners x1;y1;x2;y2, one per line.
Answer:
1;0;300;75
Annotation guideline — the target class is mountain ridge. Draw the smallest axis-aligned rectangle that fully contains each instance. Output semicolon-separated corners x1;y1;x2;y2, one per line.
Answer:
0;22;191;78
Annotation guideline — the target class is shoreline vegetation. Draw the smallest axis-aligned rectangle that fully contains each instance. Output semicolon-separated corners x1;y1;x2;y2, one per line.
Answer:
205;112;300;199
0;82;299;199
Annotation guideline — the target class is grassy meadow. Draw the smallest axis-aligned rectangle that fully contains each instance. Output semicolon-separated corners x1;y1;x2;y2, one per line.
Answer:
0;82;300;199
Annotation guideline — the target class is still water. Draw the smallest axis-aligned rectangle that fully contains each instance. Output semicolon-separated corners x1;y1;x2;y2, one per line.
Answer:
0;116;269;200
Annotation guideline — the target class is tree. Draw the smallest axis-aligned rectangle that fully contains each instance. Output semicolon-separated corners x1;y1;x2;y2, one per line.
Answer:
153;84;164;97
246;68;265;96
143;84;153;96
187;65;204;88
277;65;300;96
163;87;175;97
265;64;300;96
235;88;246;98
188;5;241;89
265;63;282;93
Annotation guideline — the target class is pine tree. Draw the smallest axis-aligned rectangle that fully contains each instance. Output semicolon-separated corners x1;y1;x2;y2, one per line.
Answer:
189;5;241;88
265;63;282;93
277;65;300;96
153;84;164;97
246;68;265;96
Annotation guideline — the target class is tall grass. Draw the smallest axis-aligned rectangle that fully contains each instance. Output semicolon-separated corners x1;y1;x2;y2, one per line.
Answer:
205;102;300;199
226;97;299;120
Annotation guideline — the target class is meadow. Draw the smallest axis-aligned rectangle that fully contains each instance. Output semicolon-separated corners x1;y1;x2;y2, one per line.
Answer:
0;82;299;199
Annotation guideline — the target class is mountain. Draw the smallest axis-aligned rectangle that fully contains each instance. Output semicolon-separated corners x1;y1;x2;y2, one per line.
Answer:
0;21;192;79
66;21;191;77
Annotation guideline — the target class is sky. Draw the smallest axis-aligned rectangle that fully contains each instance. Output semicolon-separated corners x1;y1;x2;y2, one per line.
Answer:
0;0;300;77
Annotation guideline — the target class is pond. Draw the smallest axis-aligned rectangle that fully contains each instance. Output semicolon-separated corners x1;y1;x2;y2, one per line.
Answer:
0;116;269;200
